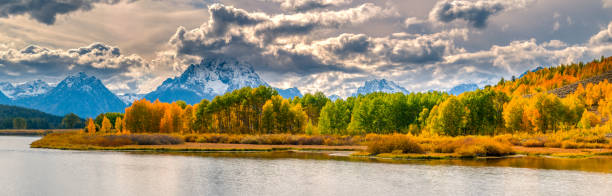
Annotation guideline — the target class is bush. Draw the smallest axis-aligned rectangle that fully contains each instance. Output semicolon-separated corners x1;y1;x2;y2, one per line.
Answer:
562;141;579;149
522;139;545;147
126;134;184;145
543;139;562;148
367;134;424;155
432;137;513;157
183;134;199;142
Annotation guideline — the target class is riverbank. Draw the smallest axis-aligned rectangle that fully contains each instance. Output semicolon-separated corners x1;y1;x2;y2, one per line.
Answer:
30;132;612;160
0;129;79;136
33;141;366;152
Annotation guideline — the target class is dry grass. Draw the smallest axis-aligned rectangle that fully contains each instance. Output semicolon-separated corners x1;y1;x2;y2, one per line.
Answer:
366;134;424;155
31;132;183;148
183;133;362;146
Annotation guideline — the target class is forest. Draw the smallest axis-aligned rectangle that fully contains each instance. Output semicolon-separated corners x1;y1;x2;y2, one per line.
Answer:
0;105;83;129
84;57;612;138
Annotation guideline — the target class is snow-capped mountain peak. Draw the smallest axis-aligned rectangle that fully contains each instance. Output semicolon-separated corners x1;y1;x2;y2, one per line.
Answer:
58;72;100;90
353;79;409;96
0;80;52;99
146;57;269;104
13;80;52;98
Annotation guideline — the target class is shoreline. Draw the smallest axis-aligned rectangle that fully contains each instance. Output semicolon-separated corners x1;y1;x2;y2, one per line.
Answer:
30;141;612;160
0;129;79;136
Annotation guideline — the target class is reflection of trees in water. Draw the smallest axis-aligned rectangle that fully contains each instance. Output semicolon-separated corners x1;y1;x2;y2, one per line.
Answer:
127;151;612;173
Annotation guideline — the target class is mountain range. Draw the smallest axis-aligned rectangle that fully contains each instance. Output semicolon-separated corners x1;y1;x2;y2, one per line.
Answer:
0;80;52;99
0;57;495;118
3;73;126;118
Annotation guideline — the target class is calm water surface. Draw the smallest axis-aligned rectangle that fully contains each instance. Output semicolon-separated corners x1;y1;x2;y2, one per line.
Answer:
1;136;611;196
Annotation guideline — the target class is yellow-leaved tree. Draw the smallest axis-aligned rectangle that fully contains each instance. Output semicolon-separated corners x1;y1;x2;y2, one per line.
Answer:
85;118;96;134
100;116;112;133
114;117;123;134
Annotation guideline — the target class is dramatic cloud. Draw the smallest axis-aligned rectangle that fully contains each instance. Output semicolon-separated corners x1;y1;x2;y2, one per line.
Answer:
271;0;352;12
0;0;125;25
0;43;149;92
168;3;392;75
290;29;468;69
429;0;530;28
589;21;612;45
1;1;612;97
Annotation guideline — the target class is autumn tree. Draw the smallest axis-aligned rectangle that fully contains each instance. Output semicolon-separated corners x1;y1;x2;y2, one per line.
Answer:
114;117;123;134
85;118;96;134
427;96;468;136
100;116;112;133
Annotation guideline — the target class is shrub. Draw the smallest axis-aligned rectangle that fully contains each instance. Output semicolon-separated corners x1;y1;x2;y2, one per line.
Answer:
543;139;562;148
127;134;184;145
562;141;579;149
367;134;424;155
183;134;199;142
522;139;545;147
433;137;513;157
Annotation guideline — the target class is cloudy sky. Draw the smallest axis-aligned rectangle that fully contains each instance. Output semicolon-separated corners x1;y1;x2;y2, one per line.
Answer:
1;0;612;97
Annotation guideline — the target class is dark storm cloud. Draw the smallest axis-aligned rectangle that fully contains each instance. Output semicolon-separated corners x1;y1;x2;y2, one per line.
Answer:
0;0;125;25
429;0;529;28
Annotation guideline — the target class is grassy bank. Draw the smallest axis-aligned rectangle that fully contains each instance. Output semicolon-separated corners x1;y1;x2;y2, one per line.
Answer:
30;131;612;159
30;132;365;152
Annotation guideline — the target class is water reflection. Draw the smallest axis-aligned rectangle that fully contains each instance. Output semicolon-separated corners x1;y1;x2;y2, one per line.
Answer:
128;151;612;173
1;136;612;196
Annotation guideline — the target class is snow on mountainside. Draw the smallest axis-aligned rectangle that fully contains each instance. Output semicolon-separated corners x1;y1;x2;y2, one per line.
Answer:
118;93;145;105
145;57;269;104
275;87;302;99
0;80;52;99
448;83;479;95
14;72;126;118
0;82;16;98
353;79;409;96
12;80;52;99
0;91;10;105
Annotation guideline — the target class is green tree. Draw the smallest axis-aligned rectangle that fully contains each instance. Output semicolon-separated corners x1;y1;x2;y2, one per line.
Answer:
12;118;27;129
61;113;82;129
427;96;468;136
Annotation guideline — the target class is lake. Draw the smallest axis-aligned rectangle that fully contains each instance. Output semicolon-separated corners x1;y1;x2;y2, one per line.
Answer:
1;136;611;196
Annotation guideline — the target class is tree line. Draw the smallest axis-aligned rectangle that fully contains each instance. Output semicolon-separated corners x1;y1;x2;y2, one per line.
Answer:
83;57;612;136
